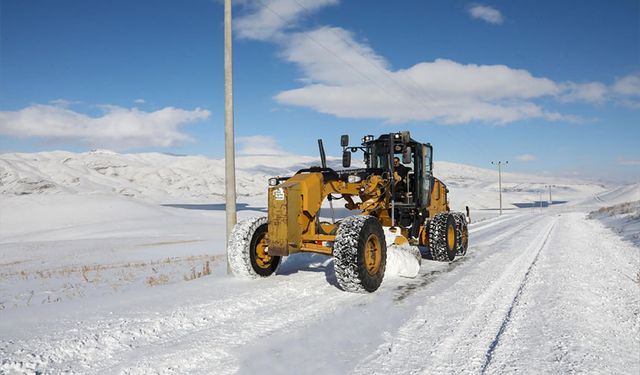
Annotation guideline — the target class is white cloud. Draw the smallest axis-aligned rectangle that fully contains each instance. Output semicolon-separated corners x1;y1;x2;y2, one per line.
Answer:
239;1;637;125
468;4;504;25
515;154;536;162
560;82;608;104
237;135;286;155
134;98;146;104
283;27;389;85
235;0;338;41
0;104;210;150
559;73;640;106
275;27;578;124
617;158;640;166
611;73;640;108
612;73;640;96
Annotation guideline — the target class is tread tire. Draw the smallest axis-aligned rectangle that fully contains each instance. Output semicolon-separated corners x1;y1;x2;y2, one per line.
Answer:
227;216;281;278
428;213;458;262
334;215;387;293
451;212;469;256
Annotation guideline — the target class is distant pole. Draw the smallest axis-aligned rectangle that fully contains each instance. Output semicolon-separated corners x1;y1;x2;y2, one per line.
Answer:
224;0;237;274
491;161;508;215
545;184;554;204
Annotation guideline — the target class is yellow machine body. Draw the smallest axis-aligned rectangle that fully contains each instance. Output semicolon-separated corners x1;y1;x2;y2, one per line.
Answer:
228;132;469;293
266;170;451;257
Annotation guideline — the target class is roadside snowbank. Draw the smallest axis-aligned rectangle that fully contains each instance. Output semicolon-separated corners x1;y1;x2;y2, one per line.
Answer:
588;200;640;246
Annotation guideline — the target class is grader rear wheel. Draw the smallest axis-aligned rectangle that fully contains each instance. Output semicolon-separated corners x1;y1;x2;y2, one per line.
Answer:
452;212;469;256
428;213;458;261
334;215;387;293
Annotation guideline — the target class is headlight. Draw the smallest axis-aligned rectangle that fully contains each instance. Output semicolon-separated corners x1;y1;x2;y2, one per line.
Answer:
347;175;362;183
361;135;374;143
268;178;278;186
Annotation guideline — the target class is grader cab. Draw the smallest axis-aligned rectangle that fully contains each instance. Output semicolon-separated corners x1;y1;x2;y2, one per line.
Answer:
227;132;469;293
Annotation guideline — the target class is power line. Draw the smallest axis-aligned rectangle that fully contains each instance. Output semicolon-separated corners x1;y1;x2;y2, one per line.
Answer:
287;0;457;124
256;0;492;159
290;0;446;109
282;0;493;157
256;0;423;114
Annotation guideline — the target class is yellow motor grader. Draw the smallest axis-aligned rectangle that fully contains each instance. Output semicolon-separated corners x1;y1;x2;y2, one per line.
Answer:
228;132;469;293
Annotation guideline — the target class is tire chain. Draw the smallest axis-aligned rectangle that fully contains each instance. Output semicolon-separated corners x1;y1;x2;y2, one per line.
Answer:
333;215;369;293
451;212;468;256
227;216;268;278
428;213;454;261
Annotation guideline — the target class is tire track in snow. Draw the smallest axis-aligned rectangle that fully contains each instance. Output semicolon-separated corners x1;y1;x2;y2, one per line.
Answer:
484;212;640;374
422;218;558;374
393;213;542;302
468;213;527;234
353;214;558;374
479;218;555;373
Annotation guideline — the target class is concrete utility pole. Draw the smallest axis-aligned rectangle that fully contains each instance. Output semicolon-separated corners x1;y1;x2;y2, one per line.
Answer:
545;184;555;204
491;161;508;215
224;0;237;274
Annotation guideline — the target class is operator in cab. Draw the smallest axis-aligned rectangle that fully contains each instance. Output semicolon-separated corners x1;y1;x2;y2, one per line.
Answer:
393;157;410;199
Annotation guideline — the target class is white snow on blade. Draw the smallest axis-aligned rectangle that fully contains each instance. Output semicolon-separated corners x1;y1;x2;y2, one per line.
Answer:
0;150;638;374
382;227;421;279
384;245;421;279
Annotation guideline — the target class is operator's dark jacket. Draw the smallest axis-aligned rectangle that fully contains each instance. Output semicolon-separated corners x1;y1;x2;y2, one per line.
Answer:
394;163;410;197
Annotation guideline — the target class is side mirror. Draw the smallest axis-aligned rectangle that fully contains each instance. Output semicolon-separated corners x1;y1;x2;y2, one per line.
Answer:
402;146;412;164
340;134;349;147
401;131;411;144
342;150;351;168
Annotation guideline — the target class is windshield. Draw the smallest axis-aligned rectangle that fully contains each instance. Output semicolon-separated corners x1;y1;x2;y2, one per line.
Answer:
424;145;432;175
368;142;417;171
420;144;433;207
368;143;390;169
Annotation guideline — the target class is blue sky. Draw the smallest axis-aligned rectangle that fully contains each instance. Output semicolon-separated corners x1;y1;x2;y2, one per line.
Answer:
0;0;638;182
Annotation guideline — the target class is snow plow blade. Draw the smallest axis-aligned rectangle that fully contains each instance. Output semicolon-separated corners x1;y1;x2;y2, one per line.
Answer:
386;244;421;278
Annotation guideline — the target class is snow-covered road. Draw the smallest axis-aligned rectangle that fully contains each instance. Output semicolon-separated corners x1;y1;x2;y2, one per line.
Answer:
2;209;638;374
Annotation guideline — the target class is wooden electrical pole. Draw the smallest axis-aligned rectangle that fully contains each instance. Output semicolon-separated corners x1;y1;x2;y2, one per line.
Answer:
224;0;237;274
491;161;508;215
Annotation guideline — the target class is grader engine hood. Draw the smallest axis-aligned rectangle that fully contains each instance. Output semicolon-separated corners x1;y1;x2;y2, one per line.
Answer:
267;172;324;256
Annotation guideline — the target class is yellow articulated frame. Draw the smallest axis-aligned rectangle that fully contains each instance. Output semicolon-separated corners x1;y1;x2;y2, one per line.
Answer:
266;171;451;255
267;172;390;257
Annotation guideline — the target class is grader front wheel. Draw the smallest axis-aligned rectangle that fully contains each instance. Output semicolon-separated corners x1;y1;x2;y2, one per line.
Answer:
334;216;387;293
228;216;281;277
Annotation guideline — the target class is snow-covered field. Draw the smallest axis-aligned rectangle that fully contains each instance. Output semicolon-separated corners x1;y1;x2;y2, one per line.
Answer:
1;151;638;374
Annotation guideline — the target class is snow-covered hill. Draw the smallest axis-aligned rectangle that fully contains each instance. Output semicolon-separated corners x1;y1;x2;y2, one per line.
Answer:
0;150;611;213
0;150;350;200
